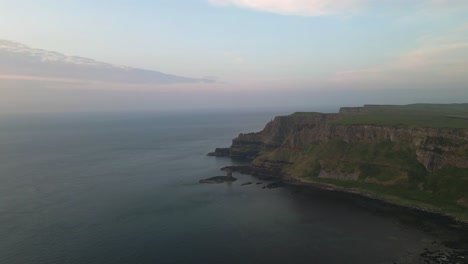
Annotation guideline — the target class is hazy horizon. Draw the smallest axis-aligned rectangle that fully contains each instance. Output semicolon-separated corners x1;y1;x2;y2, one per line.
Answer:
1;0;467;113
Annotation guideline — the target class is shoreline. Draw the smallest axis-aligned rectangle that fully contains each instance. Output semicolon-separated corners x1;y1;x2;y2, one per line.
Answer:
285;176;468;226
218;162;468;262
222;164;468;226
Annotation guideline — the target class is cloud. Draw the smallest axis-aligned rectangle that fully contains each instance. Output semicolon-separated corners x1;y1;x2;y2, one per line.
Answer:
330;41;468;88
430;0;468;9
458;23;468;32
397;0;468;25
396;43;468;70
330;16;468;88
0;39;210;86
208;0;366;16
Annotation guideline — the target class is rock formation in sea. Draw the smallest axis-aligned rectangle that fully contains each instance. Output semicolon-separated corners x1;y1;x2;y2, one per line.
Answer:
199;171;237;184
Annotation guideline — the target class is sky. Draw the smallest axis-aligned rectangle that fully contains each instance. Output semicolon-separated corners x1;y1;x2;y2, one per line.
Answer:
0;0;467;112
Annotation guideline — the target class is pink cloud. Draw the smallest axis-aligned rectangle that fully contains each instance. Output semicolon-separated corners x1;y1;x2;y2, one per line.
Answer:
396;42;468;69
330;42;468;85
208;0;366;16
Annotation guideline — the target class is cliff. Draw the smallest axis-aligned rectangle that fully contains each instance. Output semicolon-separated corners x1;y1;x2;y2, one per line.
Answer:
211;104;468;221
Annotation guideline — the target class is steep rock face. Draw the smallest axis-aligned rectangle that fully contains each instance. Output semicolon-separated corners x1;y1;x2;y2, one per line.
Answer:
221;112;468;172
226;113;340;159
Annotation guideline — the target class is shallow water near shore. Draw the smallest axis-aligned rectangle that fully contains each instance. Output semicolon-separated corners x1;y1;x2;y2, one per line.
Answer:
0;111;466;264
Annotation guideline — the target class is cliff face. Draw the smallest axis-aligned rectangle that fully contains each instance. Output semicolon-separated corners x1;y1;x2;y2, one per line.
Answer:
223;112;468;172
222;113;340;159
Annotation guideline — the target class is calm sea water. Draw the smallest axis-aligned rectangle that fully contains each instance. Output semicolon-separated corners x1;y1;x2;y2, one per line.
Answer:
0;111;466;264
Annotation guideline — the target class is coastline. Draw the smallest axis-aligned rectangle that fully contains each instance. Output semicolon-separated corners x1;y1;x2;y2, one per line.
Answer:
287;176;468;226
219;162;468;261
222;164;468;226
209;104;468;229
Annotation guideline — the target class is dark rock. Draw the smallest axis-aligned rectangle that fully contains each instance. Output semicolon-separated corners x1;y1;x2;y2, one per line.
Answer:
199;176;236;184
200;170;236;184
241;182;253;186
266;182;286;189
221;165;280;180
207;148;230;157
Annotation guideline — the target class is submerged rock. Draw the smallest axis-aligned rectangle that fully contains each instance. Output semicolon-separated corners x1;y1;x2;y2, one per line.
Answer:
199;176;237;184
266;182;286;189
200;171;236;184
241;182;253;186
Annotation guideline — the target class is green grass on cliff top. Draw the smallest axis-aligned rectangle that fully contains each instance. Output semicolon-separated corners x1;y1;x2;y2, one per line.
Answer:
335;103;468;129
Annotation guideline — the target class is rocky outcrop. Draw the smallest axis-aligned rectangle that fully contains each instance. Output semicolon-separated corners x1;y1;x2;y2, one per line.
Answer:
207;148;230;157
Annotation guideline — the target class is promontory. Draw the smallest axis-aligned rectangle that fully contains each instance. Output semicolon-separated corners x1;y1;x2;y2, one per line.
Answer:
209;104;468;222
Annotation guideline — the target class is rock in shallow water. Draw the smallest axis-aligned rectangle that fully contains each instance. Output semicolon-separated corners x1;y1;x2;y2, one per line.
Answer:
266;182;286;189
199;176;237;184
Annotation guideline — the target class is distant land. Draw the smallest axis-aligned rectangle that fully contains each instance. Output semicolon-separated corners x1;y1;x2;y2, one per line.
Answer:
0;39;212;84
209;104;468;222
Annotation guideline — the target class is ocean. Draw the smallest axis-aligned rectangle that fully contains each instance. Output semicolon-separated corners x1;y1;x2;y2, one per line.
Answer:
0;111;465;264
